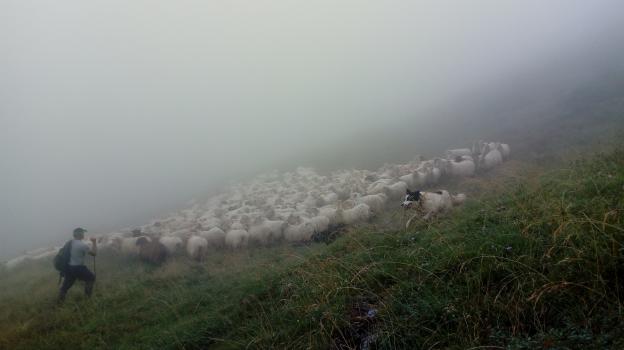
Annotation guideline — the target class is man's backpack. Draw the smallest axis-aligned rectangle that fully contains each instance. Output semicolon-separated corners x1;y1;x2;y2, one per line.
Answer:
53;240;73;277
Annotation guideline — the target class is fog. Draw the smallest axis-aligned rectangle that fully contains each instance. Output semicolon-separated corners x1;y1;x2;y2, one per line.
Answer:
2;1;624;259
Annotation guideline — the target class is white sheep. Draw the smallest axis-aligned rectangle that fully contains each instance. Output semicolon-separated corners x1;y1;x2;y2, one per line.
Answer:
186;235;208;260
284;221;315;242
199;227;227;248
498;143;511;159
248;220;274;245
30;248;59;261
354;193;387;215
446;148;473;159
159;236;184;255
383;181;408;200
318;205;340;225
103;232;126;251
305;215;330;234
321;192;339;205
444;157;476;177
341;203;371;225
225;228;250;249
479;144;503;170
5;255;30;270
263;219;287;241
198;215;222;230
367;178;394;195
399;171;427;189
170;228;192;240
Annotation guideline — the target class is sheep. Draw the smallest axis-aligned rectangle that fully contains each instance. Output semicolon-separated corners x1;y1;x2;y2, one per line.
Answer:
136;237;168;265
340;203;371;225
228;221;246;231
101;232;126;251
446;148;473;159
444;156;476;177
5;255;30;270
198;215;222;230
159;236;184;255
318;205;340;225
402;189;466;227
102;138;505;255
354;193;387;215
479;143;503;170
284;221;315;242
383;181;408;200
367;178;394;195
321;192;339;205
248;220;273;245
225;228;249;249
262;219;287;241
199;227;227;248
417;160;444;185
170;228;192;240
305;215;330;235
399;171;427;189
186;235;208;260
29;248;58;261
430;165;442;184
498;143;511;159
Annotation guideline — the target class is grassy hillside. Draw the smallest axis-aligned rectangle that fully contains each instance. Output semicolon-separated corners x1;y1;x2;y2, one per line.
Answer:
1;141;623;349
3;93;624;350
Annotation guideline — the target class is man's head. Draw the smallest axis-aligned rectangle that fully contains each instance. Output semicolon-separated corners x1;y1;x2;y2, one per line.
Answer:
73;227;88;239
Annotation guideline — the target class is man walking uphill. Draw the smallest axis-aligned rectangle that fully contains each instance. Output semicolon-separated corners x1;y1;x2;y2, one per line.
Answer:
58;228;97;303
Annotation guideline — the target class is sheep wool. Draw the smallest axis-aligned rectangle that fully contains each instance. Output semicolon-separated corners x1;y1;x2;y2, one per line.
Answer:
383;181;408;200
355;194;386;214
186;236;208;260
121;236;150;256
159;236;184;255
284;221;315;242
341;203;371;225
480;148;503;170
447;158;476;177
200;227;227;248
225;229;249;249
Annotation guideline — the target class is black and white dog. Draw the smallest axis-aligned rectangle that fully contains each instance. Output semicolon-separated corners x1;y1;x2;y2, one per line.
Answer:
402;189;466;228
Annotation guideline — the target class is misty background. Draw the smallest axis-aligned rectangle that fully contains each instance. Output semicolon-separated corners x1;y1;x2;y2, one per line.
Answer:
2;1;624;259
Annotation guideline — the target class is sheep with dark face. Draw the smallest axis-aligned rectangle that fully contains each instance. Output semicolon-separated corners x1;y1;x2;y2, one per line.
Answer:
136;236;168;265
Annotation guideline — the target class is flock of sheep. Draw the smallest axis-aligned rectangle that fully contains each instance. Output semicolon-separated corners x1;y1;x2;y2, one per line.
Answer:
2;140;510;269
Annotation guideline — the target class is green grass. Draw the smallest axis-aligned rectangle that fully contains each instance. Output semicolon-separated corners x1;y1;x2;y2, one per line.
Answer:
2;145;624;349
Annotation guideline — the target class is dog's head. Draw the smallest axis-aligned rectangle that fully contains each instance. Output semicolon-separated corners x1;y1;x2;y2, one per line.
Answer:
401;189;421;208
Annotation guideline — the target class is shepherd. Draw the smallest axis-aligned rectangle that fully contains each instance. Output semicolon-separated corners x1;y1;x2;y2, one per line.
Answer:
57;227;97;303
